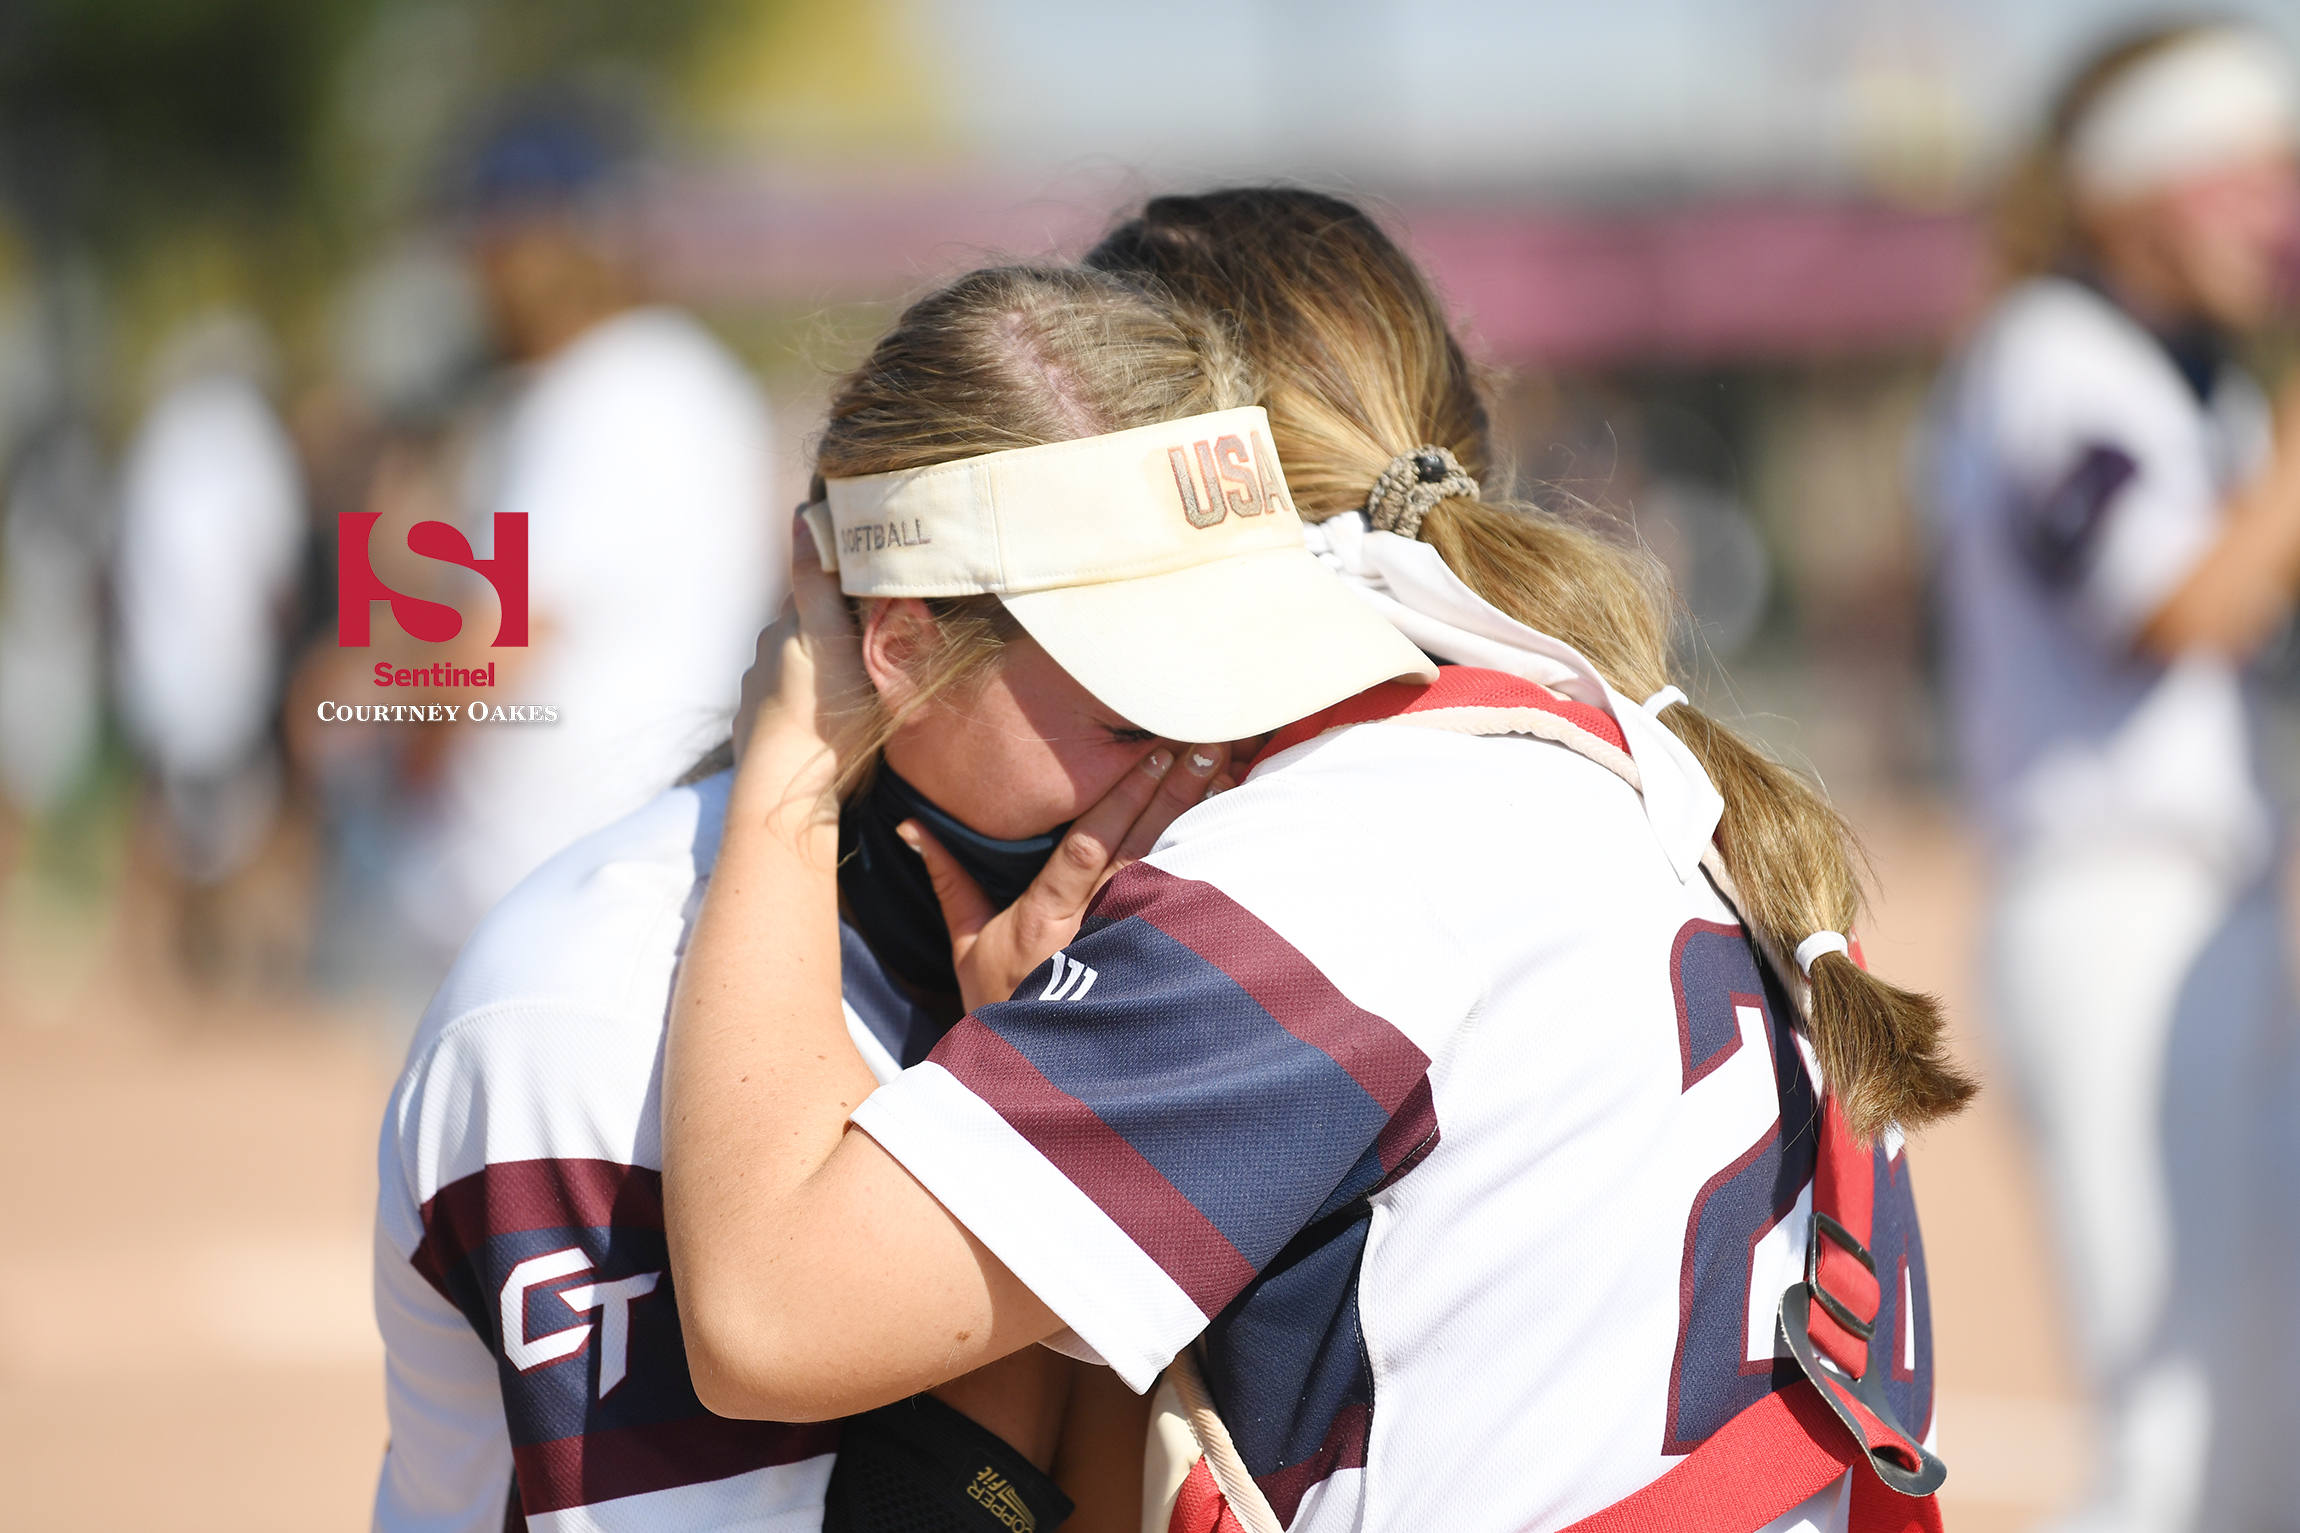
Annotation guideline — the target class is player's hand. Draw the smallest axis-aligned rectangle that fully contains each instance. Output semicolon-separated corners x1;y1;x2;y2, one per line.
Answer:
731;516;872;822
901;744;1234;1012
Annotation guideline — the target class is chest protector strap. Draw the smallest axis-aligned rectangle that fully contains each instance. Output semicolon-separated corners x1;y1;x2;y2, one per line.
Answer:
1147;670;1945;1533
1558;1090;1944;1533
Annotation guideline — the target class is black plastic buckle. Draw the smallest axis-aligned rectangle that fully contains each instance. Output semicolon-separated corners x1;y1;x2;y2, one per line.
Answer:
1778;1211;1949;1497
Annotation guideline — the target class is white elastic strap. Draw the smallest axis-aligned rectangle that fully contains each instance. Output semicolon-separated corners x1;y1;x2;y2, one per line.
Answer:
1302;512;1725;884
1795;930;1850;976
1641;685;1686;718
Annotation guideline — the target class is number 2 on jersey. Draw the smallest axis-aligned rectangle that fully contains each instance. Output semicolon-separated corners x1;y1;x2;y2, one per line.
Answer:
1659;920;1935;1456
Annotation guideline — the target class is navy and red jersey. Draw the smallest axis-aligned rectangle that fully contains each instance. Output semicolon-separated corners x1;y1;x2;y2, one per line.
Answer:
854;669;1935;1531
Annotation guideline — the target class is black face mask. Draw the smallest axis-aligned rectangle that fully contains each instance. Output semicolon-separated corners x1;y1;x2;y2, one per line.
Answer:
837;765;1068;997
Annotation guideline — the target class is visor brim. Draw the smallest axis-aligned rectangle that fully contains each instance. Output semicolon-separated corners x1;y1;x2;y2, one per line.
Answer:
997;546;1437;742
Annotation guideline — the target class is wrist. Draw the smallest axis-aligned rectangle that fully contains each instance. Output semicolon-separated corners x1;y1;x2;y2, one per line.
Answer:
732;733;846;840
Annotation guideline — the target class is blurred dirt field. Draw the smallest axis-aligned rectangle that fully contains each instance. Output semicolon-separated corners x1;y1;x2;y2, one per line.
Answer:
0;795;2096;1531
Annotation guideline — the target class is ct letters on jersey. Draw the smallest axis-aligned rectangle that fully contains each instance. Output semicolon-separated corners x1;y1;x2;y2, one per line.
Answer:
1662;922;1934;1457
410;1158;836;1516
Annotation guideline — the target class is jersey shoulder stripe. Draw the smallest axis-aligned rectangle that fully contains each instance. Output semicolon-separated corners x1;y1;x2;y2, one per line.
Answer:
1087;864;1428;1113
411;1156;637;1294
925;860;1433;1322
929;1023;1258;1316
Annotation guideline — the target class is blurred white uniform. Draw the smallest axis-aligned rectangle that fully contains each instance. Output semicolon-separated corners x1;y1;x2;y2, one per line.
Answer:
115;369;305;879
1928;275;2299;1532
408;306;774;958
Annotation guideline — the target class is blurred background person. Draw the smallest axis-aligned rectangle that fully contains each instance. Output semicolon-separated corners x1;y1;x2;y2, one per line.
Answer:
289;242;490;1006
113;311;308;982
0;419;104;834
389;86;778;972
1924;24;2300;1531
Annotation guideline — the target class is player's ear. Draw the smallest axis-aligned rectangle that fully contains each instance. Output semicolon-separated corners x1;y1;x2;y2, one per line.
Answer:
860;598;938;711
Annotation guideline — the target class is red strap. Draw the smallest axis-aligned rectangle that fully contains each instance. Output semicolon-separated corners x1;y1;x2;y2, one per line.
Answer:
1167;1456;1248;1533
1261;667;1627;760
1558;1093;1939;1532
1170;1391;1936;1533
1807;1098;1882;1377
1560;1382;1939;1533
1815;1098;1876;1253
1561;1383;1850;1533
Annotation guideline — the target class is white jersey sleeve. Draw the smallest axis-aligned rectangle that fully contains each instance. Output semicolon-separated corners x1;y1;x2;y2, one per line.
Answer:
373;778;854;1532
852;774;1478;1393
374;1119;515;1533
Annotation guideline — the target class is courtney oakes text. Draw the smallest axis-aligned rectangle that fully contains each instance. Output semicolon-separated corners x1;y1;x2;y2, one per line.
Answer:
317;702;560;723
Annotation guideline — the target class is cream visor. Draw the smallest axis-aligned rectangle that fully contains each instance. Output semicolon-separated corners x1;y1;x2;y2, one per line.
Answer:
810;406;1435;741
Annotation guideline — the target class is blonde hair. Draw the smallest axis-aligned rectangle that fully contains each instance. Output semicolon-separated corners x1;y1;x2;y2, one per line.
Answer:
812;264;1255;798
1994;23;2217;282
1091;188;1973;1138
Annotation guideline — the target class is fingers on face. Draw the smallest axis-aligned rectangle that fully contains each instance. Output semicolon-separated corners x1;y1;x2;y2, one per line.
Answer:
1031;745;1174;912
898;820;995;937
791;510;823;570
751;600;802;668
793;569;853;641
1026;740;1233;919
1111;743;1227;867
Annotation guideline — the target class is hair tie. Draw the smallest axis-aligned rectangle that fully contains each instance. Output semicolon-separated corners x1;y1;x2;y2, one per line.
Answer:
1641;685;1686;717
1365;445;1480;541
1794;930;1850;975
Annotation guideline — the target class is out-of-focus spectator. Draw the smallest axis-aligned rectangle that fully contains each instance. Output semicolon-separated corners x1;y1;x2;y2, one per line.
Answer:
289;242;488;1005
1924;24;2300;1530
393;88;775;966
332;241;489;431
0;420;104;822
114;313;306;890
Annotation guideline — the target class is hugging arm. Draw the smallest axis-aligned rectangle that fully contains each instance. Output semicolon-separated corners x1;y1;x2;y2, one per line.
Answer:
662;529;1225;1421
663;707;1042;1421
2137;380;2300;657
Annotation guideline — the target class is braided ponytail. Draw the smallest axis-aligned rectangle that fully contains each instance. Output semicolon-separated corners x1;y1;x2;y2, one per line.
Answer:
1090;188;1974;1140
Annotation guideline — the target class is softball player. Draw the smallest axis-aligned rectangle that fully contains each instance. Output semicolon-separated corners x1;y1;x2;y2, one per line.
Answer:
369;270;1239;1533
1925;27;2300;1530
662;235;1967;1531
373;762;1209;1530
